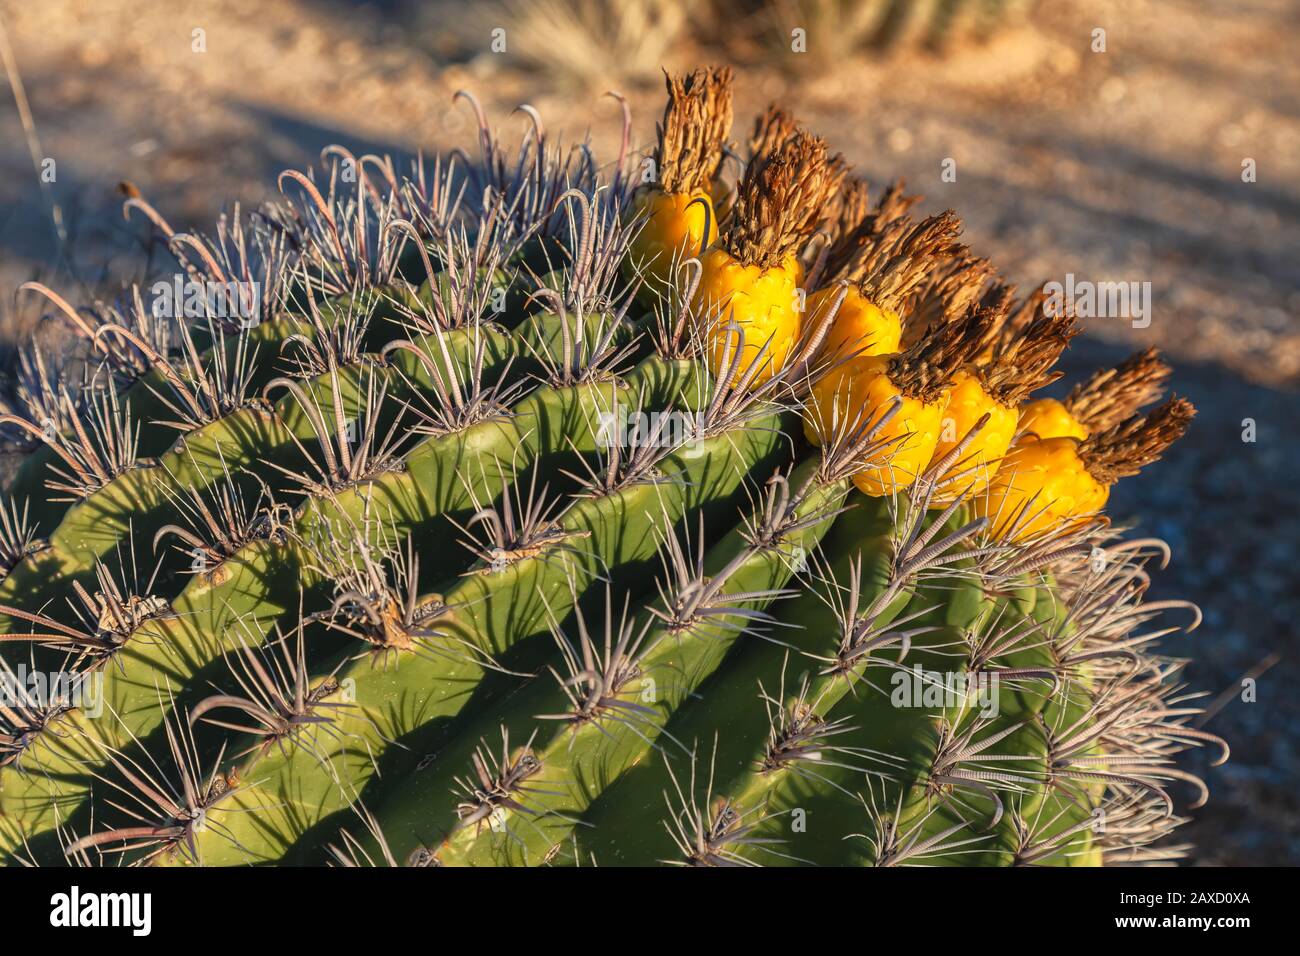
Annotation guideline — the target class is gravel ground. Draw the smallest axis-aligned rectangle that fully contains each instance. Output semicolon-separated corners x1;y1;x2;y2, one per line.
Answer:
0;0;1295;863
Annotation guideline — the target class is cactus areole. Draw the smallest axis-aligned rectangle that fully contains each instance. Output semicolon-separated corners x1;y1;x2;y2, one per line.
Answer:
0;70;1222;869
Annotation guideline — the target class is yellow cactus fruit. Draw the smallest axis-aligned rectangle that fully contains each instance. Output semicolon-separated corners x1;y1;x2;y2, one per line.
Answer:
626;67;732;295
928;286;1078;504
698;246;802;380
805;285;902;363
804;302;990;496
1016;397;1088;442
977;398;1195;540
1018;346;1172;442
696;127;837;383
976;437;1109;540
931;371;1019;497
810;211;964;366
629;189;717;291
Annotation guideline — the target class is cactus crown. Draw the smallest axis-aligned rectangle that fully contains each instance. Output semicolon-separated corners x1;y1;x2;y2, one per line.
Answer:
655;66;734;195
986;282;1050;343
887;294;993;402
820;175;872;254
844;213;966;315
725;130;835;268
904;253;996;344
1079;396;1196;484
822;178;924;282
977;286;1080;405
1066;346;1174;433
746;103;799;164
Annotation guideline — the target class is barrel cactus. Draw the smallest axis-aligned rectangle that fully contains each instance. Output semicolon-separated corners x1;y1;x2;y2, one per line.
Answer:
0;67;1223;868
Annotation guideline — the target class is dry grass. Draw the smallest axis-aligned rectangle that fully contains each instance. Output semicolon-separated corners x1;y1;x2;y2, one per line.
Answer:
702;0;1041;70
462;0;1037;88
491;0;688;88
730;0;885;66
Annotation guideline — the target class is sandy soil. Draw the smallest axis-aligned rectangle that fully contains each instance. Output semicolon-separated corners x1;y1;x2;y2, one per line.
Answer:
0;0;1296;863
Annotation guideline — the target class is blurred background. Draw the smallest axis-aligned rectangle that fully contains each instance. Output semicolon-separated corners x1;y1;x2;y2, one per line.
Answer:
0;0;1295;863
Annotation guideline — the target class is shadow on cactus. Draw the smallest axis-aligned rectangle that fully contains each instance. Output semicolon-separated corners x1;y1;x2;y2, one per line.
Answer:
0;67;1224;868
